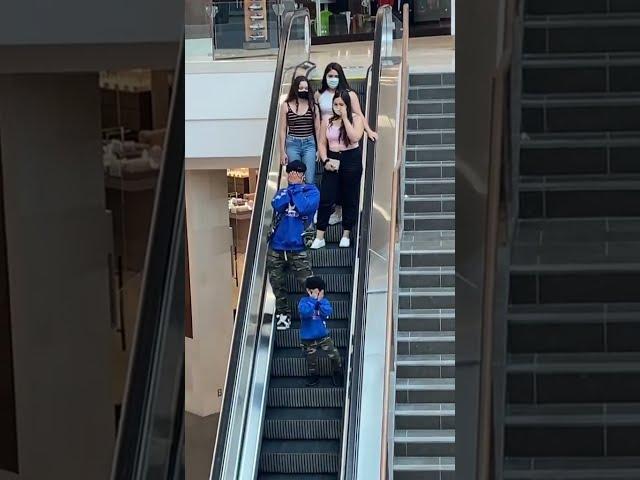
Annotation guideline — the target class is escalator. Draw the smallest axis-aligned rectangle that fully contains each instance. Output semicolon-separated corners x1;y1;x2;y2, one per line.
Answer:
258;223;354;477
211;6;403;480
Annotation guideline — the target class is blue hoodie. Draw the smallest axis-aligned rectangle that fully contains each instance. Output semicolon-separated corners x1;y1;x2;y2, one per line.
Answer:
269;182;320;252
298;296;333;341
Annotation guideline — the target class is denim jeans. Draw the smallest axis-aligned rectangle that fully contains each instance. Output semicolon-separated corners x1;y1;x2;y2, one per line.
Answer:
285;135;317;184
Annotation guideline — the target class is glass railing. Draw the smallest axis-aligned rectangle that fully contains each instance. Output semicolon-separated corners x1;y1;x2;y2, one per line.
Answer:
186;0;286;61
413;0;451;22
209;9;311;480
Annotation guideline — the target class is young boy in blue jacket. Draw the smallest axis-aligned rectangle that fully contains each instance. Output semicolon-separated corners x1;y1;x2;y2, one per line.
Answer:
298;276;343;387
267;160;320;331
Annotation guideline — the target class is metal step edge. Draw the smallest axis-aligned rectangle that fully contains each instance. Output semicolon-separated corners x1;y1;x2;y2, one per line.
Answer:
403;212;456;220
397;332;455;340
397;355;455;366
522;94;640;106
523;53;640;67
407;113;456;119
404;194;456;202
519;177;640;190
396;403;456;415
405;143;456;150
396;379;455;390
400;267;456;275
524;13;640;27
505;413;640;426
394;429;455;442
520;132;640;148
394;456;456;471
398;309;455;319
510;262;640;273
408;128;456;134
410;84;455;90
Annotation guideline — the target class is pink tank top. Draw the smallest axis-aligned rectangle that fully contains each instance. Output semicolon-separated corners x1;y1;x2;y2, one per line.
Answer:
327;122;358;152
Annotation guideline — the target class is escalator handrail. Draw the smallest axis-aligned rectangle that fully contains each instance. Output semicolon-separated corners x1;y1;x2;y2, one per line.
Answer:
110;38;185;480
342;6;390;479
210;9;311;479
380;4;409;476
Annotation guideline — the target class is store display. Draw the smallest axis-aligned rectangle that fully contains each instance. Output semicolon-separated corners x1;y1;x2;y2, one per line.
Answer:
244;0;270;48
102;138;163;177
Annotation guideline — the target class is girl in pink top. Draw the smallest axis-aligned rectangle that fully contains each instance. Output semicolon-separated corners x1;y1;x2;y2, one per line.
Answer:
310;90;365;249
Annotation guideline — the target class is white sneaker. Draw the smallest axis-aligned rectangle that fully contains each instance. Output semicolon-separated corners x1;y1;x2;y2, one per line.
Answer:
310;238;326;249
328;210;342;225
276;314;291;330
339;237;351;248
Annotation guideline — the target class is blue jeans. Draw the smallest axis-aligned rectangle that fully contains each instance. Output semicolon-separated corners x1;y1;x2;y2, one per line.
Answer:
285;135;317;184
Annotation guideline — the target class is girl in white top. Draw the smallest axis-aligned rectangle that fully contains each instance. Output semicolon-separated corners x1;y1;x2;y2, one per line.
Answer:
314;62;377;139
314;62;378;225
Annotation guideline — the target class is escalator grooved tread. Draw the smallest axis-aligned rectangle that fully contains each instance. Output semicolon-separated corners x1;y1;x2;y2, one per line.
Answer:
271;348;348;377
275;328;349;348
260;233;354;476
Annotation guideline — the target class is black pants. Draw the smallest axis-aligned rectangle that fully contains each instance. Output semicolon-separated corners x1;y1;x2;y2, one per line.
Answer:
317;147;363;232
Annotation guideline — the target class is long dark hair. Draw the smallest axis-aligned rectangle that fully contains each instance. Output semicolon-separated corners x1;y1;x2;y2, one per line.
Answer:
329;90;355;147
320;62;351;93
285;75;315;116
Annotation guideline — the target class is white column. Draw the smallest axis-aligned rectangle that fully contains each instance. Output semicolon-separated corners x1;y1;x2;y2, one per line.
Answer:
185;169;235;417
0;73;114;480
451;0;456;36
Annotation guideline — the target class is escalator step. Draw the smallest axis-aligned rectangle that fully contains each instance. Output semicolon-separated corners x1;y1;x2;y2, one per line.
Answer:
260;440;340;473
258;475;338;480
325;225;345;244
308;246;355;268
271;348;348;377
268;378;345;407
285;272;353;293
289;296;351;320
275;327;349;348
286;319;348;330
263;408;342;440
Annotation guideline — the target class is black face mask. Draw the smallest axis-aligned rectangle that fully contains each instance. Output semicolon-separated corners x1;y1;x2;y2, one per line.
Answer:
297;90;309;100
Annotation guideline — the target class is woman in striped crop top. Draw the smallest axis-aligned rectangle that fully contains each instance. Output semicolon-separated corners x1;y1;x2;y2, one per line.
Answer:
279;75;321;184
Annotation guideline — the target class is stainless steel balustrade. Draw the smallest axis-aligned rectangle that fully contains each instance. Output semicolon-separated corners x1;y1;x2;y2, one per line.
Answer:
210;10;311;480
344;6;408;480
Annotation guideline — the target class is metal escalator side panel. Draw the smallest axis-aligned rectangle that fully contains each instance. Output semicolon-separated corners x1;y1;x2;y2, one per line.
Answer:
210;10;311;480
237;292;277;479
341;6;409;480
340;7;389;480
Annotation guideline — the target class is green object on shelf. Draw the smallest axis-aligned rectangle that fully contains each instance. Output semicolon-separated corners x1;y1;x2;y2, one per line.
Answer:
319;10;331;36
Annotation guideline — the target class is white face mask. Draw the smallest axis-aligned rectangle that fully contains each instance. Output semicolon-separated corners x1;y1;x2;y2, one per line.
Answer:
327;77;339;89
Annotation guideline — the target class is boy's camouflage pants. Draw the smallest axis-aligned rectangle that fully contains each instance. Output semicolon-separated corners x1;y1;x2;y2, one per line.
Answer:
301;336;342;376
266;248;312;316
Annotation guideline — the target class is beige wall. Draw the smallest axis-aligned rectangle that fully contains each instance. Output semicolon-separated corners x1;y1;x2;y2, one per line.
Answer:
0;73;114;480
185;169;235;417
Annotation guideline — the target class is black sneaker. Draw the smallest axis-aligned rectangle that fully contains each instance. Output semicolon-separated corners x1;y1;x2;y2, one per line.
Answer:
332;369;343;387
306;375;320;387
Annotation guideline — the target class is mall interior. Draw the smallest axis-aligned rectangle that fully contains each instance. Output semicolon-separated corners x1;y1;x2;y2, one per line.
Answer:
186;1;454;479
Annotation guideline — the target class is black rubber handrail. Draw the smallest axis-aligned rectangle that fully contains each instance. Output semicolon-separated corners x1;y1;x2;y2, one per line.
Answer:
110;38;185;480
209;9;311;479
343;6;388;478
